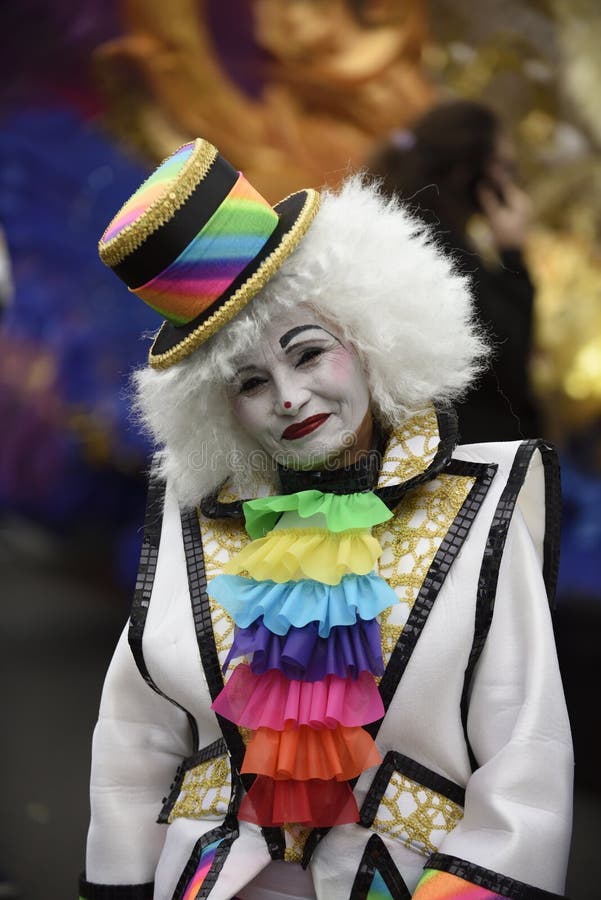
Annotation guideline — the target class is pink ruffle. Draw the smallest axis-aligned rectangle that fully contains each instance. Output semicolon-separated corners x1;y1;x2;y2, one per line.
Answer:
211;664;384;730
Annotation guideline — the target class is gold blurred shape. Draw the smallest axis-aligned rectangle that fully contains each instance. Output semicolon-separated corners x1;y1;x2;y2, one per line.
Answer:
94;0;433;200
527;229;601;433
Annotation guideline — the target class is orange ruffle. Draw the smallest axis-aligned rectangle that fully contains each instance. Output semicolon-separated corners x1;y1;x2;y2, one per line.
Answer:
241;723;381;781
239;776;359;827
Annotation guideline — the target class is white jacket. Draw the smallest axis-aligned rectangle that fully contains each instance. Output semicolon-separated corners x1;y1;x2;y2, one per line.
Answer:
81;408;573;900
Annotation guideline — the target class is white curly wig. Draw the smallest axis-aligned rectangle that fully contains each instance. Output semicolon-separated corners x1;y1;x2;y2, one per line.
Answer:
133;176;486;507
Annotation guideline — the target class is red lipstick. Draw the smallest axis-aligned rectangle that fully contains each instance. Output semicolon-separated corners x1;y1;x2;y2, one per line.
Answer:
281;413;330;440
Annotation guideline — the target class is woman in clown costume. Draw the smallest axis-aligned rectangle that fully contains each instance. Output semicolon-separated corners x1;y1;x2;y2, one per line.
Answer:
80;138;573;900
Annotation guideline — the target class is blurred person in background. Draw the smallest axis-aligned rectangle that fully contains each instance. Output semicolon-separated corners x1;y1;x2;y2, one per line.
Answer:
367;100;542;445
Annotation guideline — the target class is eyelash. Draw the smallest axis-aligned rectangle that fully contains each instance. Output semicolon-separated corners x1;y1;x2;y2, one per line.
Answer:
296;347;324;366
238;346;326;394
239;376;267;394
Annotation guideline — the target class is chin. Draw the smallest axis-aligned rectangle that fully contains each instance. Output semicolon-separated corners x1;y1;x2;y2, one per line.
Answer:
277;441;350;471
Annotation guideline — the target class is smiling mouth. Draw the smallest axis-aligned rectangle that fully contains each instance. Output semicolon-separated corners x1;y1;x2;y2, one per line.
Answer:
281;414;331;440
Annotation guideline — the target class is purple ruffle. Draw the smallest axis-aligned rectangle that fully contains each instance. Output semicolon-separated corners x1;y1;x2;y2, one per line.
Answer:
223;617;384;682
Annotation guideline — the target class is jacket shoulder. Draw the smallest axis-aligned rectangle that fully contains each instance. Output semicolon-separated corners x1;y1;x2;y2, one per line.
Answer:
453;438;560;605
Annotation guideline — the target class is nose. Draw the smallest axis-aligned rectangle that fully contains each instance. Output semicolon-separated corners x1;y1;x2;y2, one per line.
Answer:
273;371;310;415
278;394;308;415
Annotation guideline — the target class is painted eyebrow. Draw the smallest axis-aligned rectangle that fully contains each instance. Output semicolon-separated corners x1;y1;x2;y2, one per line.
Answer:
279;324;340;349
234;325;341;374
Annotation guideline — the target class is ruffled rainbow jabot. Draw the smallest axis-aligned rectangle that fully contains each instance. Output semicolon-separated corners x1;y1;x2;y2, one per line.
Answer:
209;489;397;827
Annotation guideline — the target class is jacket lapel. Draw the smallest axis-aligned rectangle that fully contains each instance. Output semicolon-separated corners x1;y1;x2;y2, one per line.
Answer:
371;461;496;727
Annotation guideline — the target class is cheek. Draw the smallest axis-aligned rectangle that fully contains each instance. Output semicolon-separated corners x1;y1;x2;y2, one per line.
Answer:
229;395;268;438
321;350;369;405
327;354;354;379
230;396;259;432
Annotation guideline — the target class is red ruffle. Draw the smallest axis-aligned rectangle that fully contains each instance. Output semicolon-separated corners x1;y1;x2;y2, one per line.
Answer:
239;776;360;827
241;723;381;781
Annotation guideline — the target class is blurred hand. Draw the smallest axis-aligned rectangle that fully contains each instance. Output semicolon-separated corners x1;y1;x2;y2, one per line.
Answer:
477;164;531;251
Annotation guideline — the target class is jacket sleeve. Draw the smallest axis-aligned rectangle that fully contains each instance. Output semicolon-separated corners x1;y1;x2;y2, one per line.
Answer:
412;505;573;899
80;624;193;898
80;472;195;899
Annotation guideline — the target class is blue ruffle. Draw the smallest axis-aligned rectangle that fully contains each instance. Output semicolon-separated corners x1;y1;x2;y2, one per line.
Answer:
207;572;398;638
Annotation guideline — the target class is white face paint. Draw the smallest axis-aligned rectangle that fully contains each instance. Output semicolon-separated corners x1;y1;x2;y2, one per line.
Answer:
227;307;372;467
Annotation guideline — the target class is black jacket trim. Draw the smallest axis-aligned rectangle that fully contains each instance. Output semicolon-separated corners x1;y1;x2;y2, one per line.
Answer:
78;876;154;900
199;491;243;520
302;460;495;867
425;853;567;900
128;458;199;749
180;507;286;861
539;443;561;609
157;738;228;824
350;834;411;900
371;459;496;721
460;440;560;768
359;751;465;830
171;822;239;900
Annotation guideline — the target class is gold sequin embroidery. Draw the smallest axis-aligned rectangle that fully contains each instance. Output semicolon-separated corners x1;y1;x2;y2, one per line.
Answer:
199;512;251;666
371;770;464;855
149;190;321;368
100;139;218;267
377;408;440;487
374;473;475;665
283;823;313;863
168;753;231;823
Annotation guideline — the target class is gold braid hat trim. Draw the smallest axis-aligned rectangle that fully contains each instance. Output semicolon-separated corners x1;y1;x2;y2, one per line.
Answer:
148;188;321;369
98;138;219;268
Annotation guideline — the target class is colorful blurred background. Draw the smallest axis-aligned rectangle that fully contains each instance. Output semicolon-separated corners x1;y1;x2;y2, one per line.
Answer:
0;1;599;897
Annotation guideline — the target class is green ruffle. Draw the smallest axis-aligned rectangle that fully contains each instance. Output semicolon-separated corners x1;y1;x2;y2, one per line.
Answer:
243;489;392;539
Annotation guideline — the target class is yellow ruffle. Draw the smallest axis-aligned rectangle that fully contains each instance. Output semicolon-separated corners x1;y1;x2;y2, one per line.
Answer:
223;527;382;585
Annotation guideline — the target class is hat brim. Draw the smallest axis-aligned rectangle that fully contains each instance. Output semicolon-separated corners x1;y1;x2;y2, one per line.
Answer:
148;188;320;369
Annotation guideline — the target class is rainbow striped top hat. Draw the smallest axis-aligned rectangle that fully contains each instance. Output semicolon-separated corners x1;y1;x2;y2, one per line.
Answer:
99;139;320;369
